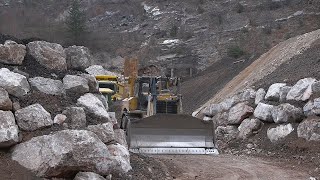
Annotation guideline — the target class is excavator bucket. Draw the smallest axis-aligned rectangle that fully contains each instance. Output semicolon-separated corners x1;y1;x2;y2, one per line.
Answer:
127;114;218;155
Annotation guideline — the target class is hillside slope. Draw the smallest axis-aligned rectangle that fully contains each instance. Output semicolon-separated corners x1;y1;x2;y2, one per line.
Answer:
182;29;320;115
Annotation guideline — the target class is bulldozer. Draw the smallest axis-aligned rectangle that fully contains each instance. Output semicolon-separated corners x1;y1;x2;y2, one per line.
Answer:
119;58;218;155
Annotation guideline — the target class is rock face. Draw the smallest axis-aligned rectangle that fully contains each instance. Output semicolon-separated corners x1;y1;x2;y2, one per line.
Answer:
267;124;294;143
0;68;30;97
0;88;12;110
29;77;65;95
27;41;67;71
255;88;266;105
0;110;19;147
254;103;275;122
297;117;320;141
63;107;86;129
227;102;254;125
265;83;286;101
87;123;115;144
238;118;263;139
271;103;303;124
74;172;106;180
0;40;26;65
11;130;130;177
63;75;89;96
286;78;316;101
77;93;110;122
65;46;92;71
15;104;53;131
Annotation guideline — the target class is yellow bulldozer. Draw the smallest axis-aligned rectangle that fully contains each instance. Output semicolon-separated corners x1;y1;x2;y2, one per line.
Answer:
117;58;218;155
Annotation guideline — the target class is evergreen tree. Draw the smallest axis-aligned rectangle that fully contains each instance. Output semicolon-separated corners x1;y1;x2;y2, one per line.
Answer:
66;0;86;45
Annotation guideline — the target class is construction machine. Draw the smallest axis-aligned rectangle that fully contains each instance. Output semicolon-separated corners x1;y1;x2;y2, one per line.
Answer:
119;58;218;155
95;75;125;104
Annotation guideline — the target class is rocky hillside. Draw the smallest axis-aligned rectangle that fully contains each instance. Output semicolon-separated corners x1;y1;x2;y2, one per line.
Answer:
1;0;320;77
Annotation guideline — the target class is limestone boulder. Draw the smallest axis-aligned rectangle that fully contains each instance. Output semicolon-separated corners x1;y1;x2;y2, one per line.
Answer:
63;107;86;129
65;46;92;71
297;117;320;141
215;125;239;141
227;102;254;125
11;130;129;177
267;124;294;143
27;41;67;71
303;98;320;116
15;104;52;131
286;78;316;101
255;88;266;105
80;74;99;93
203;103;223;117
279;86;292;103
53;114;67;125
271;103;303;124
107;144;131;174
74;172;106;180
238;88;256;102
238;118;263;139
265;83;286;101
114;129;127;148
29;77;65;95
63;75;89;96
77;93;110;122
0;40;26;65
85;65;119;76
0;88;12;110
87;123;115;144
0;110;20;147
254;103;275;122
0;68;30;97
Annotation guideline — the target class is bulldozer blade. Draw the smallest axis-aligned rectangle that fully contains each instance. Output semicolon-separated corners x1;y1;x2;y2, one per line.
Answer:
127;114;218;155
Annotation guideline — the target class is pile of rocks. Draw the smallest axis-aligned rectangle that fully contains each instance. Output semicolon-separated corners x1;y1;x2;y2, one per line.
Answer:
0;40;131;179
201;77;320;147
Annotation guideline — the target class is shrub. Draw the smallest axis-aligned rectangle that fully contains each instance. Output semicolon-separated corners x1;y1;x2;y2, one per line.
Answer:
227;46;245;59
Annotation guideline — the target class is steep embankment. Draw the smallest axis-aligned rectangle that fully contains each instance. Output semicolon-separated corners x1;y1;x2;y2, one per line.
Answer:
188;29;320;116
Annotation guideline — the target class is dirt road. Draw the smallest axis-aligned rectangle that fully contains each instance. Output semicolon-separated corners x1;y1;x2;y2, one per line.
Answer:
152;155;310;180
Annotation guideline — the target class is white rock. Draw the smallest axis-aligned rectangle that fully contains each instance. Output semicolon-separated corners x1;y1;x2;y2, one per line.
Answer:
286;78;316;101
297;117;320;141
74;172;106;180
255;88;266;105
0;110;20;147
15;104;53;131
12;130;130;177
279;86;292;102
271;103;303;123
65;45;93;71
303;98;320;116
0;88;12;110
0;68;30;97
107;144;131;174
265;83;286;101
203;103;223;117
63;107;86;129
53;114;67;125
238;118;263;139
0;40;26;65
114;129;128;149
77;93;110;122
254;103;275;122
29;77;65;95
85;65;119;76
227;102;254;125
63;75;89;96
87;123;115;144
27;41;67;70
267;124;294;143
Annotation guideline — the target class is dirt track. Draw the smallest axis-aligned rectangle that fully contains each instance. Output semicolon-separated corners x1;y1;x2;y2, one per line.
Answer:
153;155;310;180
